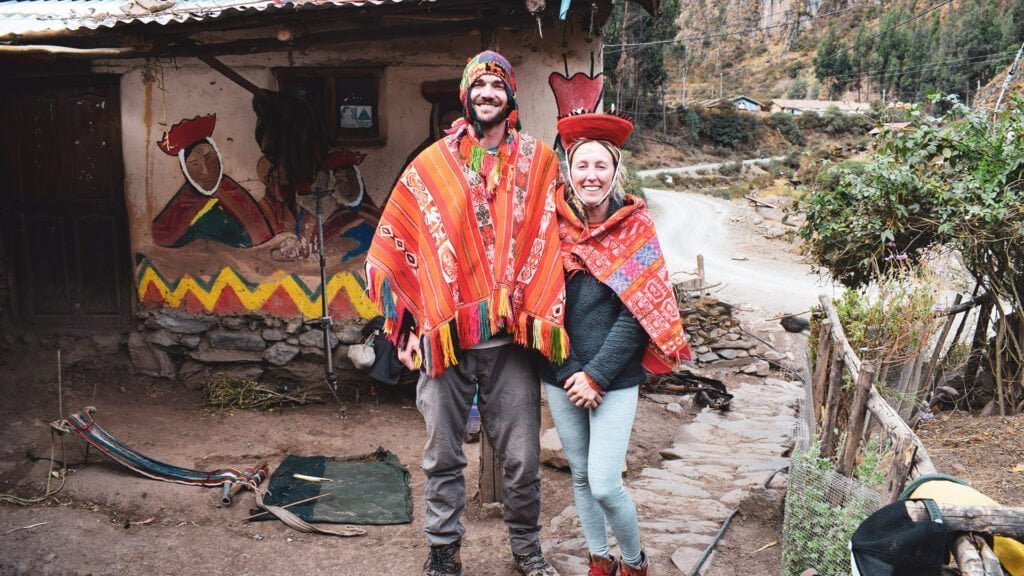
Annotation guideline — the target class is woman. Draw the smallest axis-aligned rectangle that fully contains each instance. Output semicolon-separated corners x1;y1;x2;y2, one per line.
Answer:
548;111;691;576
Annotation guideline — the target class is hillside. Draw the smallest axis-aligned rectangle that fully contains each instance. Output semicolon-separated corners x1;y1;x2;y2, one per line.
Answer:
618;0;1024;108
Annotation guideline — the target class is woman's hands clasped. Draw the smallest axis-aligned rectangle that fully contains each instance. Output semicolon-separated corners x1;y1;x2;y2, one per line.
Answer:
564;371;604;409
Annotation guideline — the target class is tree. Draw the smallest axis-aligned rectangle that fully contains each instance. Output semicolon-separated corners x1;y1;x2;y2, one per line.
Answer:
814;30;853;98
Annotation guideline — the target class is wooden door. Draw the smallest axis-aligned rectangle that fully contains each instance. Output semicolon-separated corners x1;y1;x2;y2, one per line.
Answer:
0;76;131;326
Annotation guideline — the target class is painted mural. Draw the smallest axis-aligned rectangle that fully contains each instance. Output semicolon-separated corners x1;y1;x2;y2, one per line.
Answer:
139;114;380;319
153;115;275;248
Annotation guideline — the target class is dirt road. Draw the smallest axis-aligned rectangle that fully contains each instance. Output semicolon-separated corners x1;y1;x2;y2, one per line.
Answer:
644;188;835;315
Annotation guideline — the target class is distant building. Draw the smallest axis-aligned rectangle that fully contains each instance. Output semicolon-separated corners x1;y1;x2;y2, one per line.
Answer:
770;99;871;115
731;96;764;112
697;96;765;112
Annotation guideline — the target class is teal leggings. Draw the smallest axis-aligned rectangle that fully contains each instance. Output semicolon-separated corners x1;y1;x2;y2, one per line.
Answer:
544;384;642;566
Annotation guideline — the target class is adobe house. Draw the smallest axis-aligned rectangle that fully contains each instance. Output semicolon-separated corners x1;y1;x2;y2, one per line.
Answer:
0;0;657;387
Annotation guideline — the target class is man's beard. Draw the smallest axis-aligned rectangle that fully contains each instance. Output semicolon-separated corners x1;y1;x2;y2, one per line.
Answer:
471;101;510;129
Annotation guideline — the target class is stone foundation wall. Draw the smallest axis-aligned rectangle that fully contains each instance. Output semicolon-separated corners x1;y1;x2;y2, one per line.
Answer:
680;294;771;376
129;309;369;390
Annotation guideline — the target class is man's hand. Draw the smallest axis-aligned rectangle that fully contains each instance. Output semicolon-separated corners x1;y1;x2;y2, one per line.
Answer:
397;335;422;371
564;371;603;409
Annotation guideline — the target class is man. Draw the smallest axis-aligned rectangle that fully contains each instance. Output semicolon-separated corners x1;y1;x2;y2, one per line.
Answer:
152;114;275;248
366;51;566;576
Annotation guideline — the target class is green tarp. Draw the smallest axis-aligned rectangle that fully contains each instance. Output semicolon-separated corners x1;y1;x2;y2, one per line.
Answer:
254;448;412;525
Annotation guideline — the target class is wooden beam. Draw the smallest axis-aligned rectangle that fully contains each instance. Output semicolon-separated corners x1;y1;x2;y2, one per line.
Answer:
0;45;136;58
838;362;876;477
883;436;916;504
818;294;862;373
198;54;261;96
811;319;832;432
820;343;844;460
904;501;1024;538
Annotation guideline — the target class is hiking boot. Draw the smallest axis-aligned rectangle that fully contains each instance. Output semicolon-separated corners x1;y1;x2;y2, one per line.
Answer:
512;550;560;576
588;553;619;576
423;542;463;576
619;551;649;576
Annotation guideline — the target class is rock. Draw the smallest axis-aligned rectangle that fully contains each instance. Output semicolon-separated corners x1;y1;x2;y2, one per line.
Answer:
695;345;711;354
285;319;303;334
724;333;741;341
128;332;175;380
267;361;326;386
286;337;299;345
262;329;286;342
717;349;740;360
145;329;177;348
540;427;569;470
333;345;355;371
709;328;726;339
697;351;720;363
298;329;338;349
710;340;757;350
179;361;208;390
672;547;715;576
780;316;810;333
179;334;201;349
764;350;785;361
188;345;262;364
209;329;265;352
221;316;248;330
263;342;300;366
89;333;124;355
712;357;757;368
334;323;366;345
665;402;684;415
145;312;216;334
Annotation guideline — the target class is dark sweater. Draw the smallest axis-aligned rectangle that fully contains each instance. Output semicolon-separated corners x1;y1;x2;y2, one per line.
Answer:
552;271;650;390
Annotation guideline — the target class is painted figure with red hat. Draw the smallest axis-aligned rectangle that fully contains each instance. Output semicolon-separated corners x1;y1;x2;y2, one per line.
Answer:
152;114;275;248
269;149;381;263
543;110;692;576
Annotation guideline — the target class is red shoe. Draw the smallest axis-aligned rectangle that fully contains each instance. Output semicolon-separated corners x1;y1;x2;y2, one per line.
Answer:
588;554;618;576
619;551;648;576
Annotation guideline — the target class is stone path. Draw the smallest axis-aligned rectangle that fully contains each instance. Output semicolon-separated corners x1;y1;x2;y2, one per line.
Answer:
544;376;804;575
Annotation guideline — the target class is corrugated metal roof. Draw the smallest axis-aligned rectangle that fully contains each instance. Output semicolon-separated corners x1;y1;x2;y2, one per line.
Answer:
0;0;427;40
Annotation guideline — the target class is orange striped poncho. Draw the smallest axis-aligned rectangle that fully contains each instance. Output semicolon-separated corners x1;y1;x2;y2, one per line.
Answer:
366;127;567;376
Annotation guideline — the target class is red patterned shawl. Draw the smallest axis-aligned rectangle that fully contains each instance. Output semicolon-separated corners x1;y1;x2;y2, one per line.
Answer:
366;128;567;376
557;193;691;373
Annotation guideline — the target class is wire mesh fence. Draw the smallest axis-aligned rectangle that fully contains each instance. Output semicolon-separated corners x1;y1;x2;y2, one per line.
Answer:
781;419;884;576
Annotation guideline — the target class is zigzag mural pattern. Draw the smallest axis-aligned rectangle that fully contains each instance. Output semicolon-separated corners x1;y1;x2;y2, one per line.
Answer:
136;259;376;319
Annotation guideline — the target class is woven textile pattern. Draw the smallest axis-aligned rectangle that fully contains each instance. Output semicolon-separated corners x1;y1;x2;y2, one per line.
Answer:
366;129;566;376
557;193;691;372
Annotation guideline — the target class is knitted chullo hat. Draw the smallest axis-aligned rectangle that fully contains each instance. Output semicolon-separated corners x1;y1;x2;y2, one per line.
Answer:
453;50;521;199
459;50;520;132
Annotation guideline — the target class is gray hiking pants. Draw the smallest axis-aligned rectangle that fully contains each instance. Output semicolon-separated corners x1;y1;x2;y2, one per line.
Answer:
416;344;543;555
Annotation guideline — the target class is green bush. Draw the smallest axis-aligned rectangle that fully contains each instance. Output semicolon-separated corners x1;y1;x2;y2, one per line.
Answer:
718;161;742;177
766;112;806;145
706;110;760;148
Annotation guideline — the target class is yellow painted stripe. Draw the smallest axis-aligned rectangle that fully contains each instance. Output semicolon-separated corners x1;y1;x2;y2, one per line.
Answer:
136;267;376;319
189;198;220;226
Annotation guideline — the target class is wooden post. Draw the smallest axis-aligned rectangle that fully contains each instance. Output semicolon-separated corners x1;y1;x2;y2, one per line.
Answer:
811;319;833;428
820;343;845;460
838;362;876;477
904;501;1024;538
696;254;705;287
922;293;963;396
479;430;503;504
883;436;916;504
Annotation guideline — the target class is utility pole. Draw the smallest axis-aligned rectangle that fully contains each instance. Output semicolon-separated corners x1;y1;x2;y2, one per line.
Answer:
995;41;1024;118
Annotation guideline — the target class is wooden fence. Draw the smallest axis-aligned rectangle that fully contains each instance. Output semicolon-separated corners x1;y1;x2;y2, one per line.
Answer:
813;294;1012;575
